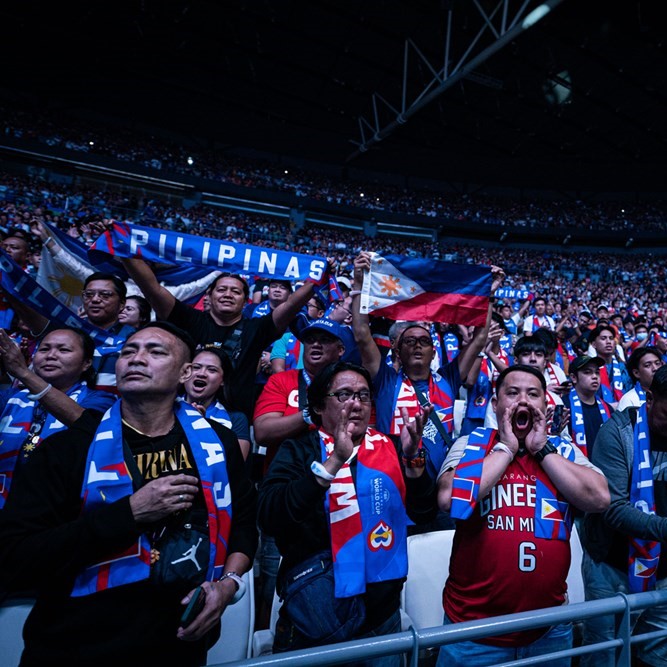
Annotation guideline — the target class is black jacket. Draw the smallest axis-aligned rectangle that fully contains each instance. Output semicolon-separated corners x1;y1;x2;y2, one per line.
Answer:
257;429;437;632
0;409;258;667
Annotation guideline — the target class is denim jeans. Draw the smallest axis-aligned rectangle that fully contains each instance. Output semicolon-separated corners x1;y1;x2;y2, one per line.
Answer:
274;607;402;667
258;532;281;608
436;614;572;667
580;553;667;667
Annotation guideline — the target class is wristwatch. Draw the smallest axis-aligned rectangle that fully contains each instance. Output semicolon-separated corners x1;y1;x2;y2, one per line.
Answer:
534;441;558;463
401;448;426;469
218;571;246;604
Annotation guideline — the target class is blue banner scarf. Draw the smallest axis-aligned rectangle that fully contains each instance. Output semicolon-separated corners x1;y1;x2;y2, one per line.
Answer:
430;324;444;368
569;390;611;458
0;249;127;351
635;382;647;404
71;400;232;596
442;332;460;363
494;287;533;302
89;220;328;283
450;428;572;540
0;382;93;508
628;403;660;593
42;222;214;307
320;428;409;598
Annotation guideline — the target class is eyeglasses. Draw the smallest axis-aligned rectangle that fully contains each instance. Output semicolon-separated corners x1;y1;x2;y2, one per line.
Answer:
82;289;117;301
401;336;433;348
326;389;372;403
307;301;321;310
334;302;352;315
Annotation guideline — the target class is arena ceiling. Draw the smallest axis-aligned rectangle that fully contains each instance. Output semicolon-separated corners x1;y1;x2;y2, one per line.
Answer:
1;0;665;194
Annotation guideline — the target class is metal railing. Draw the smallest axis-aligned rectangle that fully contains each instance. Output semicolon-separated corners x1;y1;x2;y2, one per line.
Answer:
214;590;667;667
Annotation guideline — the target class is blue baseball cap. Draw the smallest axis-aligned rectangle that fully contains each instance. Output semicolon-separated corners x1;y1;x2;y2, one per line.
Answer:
299;318;344;343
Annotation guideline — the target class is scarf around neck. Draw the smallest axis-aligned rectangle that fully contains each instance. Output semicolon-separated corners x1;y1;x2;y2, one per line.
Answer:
628;403;660;593
390;370;454;479
71;400;232;596
570;390;611;458
450;427;572;540
0;382;90;509
599;360;625;403
320;428;408;598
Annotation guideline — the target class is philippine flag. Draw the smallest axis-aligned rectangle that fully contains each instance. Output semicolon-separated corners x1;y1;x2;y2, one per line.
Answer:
360;252;492;326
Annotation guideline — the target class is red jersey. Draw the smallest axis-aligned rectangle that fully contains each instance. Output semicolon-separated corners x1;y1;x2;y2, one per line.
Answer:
444;452;570;646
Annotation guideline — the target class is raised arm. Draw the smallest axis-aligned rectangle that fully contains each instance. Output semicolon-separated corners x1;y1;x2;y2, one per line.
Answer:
454;265;505;380
121;257;176;320
0;329;85;426
350;252;381;379
271;280;317;334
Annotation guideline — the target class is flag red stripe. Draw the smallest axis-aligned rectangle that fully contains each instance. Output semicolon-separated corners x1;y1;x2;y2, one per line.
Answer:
370;292;488;326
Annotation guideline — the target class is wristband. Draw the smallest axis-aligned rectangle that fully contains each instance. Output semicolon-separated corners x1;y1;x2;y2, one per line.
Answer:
534;441;558;463
217;571;246;604
349;290;362;297
401;447;426;469
27;383;53;401
490;443;514;461
311;460;335;481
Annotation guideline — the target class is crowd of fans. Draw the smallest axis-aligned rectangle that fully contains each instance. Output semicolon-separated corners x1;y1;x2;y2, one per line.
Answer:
3;102;667;234
2;106;667;666
1;166;666;320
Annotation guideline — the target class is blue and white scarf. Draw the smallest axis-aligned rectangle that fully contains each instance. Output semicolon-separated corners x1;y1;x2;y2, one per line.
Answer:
71;400;232;596
0;382;92;508
569;390;611;458
628;403;660;593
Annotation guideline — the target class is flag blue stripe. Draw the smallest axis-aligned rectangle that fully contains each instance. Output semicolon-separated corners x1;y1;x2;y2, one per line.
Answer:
384;254;491;296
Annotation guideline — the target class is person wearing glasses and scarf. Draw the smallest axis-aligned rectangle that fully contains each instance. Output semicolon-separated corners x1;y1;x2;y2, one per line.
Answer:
350;252;504;485
257;361;437;664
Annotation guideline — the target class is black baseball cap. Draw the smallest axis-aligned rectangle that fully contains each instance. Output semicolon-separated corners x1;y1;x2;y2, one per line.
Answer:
569;355;604;375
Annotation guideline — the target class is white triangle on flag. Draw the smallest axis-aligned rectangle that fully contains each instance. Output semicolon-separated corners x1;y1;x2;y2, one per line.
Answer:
360;252;425;314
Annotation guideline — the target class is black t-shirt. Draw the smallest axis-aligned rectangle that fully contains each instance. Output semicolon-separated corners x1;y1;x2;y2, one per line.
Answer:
168;299;278;419
0;410;258;667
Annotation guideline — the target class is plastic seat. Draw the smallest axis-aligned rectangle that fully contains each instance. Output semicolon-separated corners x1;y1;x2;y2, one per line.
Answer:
567;522;585;604
401;530;455;630
207;570;255;664
251;586;283;657
0;596;34;667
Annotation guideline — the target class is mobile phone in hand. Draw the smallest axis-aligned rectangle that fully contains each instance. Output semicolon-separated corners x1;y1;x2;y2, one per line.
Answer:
180;586;206;627
550;404;565;435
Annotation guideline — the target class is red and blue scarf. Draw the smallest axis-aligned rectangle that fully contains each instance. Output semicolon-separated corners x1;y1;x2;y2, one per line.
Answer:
0;382;92;509
390;370;454;478
450;428;572;540
320;428;408;598
599;360;625;403
71;400;232;596
628;403;660;593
